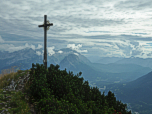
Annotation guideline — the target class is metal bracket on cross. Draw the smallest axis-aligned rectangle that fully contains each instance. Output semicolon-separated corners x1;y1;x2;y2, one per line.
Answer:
41;20;51;31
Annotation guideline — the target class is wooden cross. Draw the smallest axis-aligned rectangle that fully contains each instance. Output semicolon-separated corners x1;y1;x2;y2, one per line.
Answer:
38;15;53;70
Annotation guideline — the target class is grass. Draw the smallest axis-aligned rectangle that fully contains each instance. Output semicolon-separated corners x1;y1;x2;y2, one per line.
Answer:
0;66;39;114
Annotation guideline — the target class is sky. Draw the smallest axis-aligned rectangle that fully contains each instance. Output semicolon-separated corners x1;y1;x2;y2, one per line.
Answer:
1;0;152;62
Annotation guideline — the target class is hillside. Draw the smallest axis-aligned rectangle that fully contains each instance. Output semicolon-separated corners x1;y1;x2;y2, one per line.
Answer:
101;71;152;114
0;63;132;114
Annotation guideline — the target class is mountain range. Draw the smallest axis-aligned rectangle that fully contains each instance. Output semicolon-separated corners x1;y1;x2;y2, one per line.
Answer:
1;47;152;113
1;47;151;83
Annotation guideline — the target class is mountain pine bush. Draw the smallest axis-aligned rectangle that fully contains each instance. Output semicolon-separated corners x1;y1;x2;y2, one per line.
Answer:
24;63;132;114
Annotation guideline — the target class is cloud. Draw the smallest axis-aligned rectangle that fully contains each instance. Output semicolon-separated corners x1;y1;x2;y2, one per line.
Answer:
0;36;5;43
73;53;79;56
0;42;43;53
67;44;88;53
0;0;152;59
58;50;63;54
36;51;41;56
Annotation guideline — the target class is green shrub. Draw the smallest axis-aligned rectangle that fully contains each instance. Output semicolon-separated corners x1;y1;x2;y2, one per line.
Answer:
25;63;132;114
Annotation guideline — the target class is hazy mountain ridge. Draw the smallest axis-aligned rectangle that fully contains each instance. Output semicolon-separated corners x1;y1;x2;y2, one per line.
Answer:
59;53;108;82
114;57;152;69
85;62;152;73
59;54;80;70
103;71;152;113
1;48;152;83
93;57;124;64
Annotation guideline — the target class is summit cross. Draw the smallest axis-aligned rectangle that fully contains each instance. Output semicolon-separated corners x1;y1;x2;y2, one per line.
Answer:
38;15;53;70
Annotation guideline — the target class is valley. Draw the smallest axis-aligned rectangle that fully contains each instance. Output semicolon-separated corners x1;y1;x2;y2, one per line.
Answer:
88;80;139;114
88;76;152;114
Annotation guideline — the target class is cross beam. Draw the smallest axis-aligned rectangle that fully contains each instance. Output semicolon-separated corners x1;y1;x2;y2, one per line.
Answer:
38;15;53;70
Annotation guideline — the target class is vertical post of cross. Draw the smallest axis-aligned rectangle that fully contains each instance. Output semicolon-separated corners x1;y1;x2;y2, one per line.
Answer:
38;15;53;70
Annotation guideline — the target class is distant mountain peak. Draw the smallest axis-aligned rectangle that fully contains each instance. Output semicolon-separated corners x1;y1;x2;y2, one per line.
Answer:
63;53;80;63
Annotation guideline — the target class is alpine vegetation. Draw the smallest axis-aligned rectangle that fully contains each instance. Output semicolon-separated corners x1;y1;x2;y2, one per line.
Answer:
0;63;132;114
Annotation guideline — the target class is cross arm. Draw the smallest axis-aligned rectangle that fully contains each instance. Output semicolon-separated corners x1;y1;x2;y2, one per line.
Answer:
38;23;53;27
